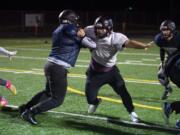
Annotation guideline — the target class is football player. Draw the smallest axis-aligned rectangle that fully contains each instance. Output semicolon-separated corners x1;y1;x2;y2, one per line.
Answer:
84;16;152;123
162;49;180;128
19;9;97;125
0;47;17;106
154;20;180;100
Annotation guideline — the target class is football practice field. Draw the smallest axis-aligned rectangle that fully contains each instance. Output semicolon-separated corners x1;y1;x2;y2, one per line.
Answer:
0;37;180;135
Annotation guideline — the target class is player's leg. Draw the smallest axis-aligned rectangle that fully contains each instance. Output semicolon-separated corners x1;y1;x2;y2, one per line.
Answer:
19;63;54;113
109;66;139;122
167;57;180;88
19;87;49;114
171;101;180;114
157;65;172;100
33;70;67;112
85;68;105;113
0;78;16;95
21;62;67;124
163;101;180;127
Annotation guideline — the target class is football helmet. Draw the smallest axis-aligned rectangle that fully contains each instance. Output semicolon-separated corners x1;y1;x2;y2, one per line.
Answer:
160;20;176;32
94;16;113;38
160;20;176;39
58;10;79;25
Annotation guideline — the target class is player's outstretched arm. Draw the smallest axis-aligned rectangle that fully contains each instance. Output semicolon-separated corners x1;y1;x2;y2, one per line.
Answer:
124;40;153;50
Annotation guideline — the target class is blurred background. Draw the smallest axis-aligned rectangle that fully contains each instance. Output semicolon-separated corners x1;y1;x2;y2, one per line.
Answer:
0;0;179;37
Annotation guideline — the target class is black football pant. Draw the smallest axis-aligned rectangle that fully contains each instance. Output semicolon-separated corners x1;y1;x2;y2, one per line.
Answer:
165;52;180;87
24;61;67;115
171;101;180;114
85;66;134;113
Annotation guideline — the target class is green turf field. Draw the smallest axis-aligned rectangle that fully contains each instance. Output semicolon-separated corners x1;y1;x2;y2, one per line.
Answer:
0;37;179;135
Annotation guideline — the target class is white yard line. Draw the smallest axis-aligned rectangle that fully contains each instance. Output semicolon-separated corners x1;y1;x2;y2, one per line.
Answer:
5;46;159;56
2;67;175;86
10;48;49;52
142;59;157;62
0;55;159;67
0;67;165;85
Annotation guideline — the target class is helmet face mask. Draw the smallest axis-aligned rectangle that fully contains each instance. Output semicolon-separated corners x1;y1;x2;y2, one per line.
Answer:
161;26;172;39
94;16;113;38
96;27;108;38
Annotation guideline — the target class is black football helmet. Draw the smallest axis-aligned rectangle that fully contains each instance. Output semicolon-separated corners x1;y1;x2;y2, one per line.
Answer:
160;20;176;32
58;10;80;25
160;20;176;39
94;16;113;38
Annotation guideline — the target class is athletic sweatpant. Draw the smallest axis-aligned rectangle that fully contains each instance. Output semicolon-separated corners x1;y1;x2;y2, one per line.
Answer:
85;66;134;113
24;61;68;114
171;101;180;114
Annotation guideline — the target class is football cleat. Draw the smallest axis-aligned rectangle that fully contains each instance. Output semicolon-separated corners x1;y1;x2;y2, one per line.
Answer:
130;112;139;123
0;97;8;107
163;102;172;124
21;109;37;125
88;98;102;114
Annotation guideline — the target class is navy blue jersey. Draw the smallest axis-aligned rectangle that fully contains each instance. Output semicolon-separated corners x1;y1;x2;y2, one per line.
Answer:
154;31;180;62
49;23;82;67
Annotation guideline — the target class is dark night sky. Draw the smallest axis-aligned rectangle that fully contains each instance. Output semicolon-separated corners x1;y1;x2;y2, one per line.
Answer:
1;0;180;18
0;0;179;11
0;0;180;32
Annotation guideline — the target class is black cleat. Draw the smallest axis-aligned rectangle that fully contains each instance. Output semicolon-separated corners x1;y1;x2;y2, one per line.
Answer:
163;102;172;125
21;109;37;125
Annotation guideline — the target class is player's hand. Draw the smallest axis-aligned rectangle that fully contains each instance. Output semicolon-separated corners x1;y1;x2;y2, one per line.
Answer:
159;62;164;69
77;28;85;38
144;41;154;51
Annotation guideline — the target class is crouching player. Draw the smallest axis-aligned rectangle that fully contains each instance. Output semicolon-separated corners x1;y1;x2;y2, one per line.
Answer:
162;50;180;128
154;20;180;100
0;47;17;106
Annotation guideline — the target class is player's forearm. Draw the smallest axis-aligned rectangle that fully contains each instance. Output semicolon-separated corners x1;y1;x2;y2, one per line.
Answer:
160;49;165;64
125;40;149;49
81;36;96;49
